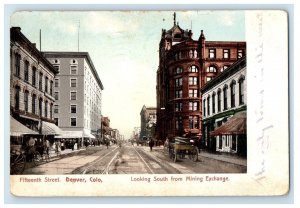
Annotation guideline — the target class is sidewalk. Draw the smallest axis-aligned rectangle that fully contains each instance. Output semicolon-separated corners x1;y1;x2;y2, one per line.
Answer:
150;145;247;167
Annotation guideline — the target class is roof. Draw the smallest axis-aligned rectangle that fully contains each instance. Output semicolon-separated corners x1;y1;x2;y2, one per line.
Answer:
210;111;246;136
10;27;58;75
10;116;38;136
201;56;246;93
41;121;63;135
43;51;104;90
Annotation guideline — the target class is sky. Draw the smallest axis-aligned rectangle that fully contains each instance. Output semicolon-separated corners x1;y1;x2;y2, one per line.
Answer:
10;11;245;138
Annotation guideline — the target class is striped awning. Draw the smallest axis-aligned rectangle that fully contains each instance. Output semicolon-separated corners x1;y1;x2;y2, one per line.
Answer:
41;121;63;135
10;116;38;136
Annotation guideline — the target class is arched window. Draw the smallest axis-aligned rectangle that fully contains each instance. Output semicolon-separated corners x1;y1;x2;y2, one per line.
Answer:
32;94;36;114
230;80;236;108
239;75;245;105
203;99;206;117
45;100;48;118
189;65;198;72
39;98;43;117
14;86;20;110
15;53;21;77
217;89;221;112
24;61;29;82
207;66;217;72
212;92;216;114
207;95;210;116
189;50;193;58
32;66;37;87
220;65;229;72
24;90;29;112
223;85;228;110
193;50;198;58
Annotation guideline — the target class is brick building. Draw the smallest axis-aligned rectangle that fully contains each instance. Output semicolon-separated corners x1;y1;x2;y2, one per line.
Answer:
10;27;60;139
156;13;246;144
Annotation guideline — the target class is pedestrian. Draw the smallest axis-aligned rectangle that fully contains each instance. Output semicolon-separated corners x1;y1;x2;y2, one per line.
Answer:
149;138;154;151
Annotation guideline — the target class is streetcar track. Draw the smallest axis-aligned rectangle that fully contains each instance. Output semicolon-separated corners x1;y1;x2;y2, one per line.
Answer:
102;151;119;174
133;146;155;174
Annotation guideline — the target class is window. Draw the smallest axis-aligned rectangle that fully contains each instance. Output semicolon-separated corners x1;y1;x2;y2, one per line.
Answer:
54;92;59;100
207;96;210;116
45;77;48;93
189;77;198;85
70;78;77;87
39;72;43;91
71;118;77;127
217;89;221;112
175;78;182;87
39;98;42;117
54;118;59;126
189;116;199;129
206;77;212;83
54;104;59;114
239;76;245;105
15;53;21;77
203;99;206;117
50;104;53;119
175;102;182;112
71;105;77;113
212;93;216;114
223;49;230;59
193;50;198;58
24;61;29;82
50;81;53;96
189;65;198;72
53;65;60;73
220;65;229;72
223;85;228;110
230;81;236;108
219;137;222;149
32;67;36;87
32;94;36;114
175;116;183;131
232;135;237;151
209;49;216;58
175;67;183;74
23;91;29;112
175;90;182;98
238;49;244;58
189;102;198;111
14;86;20;110
189;50;193;58
45;101;48;118
207;66;217;72
71;91;77;100
189;89;198;97
55;78;59;87
70;66;78;75
178;52;182;59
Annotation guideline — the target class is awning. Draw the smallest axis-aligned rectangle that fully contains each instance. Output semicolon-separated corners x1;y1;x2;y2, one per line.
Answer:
54;131;82;138
10;116;38;136
41;121;63;135
83;129;95;139
210;111;246;136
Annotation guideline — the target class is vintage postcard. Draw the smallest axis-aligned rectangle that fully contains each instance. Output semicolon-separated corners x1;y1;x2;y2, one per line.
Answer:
8;10;289;196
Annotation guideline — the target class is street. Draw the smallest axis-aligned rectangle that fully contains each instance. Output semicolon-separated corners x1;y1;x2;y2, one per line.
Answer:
22;143;246;175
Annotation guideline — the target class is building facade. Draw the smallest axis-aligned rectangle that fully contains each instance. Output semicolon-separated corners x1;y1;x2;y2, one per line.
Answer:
10;27;58;136
156;13;246;143
44;52;104;141
201;56;246;154
140;105;157;140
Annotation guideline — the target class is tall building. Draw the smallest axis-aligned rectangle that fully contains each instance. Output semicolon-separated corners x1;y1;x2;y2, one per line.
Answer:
10;27;61;139
44;52;104;142
201;56;246;154
156;13;246;143
140;105;157;139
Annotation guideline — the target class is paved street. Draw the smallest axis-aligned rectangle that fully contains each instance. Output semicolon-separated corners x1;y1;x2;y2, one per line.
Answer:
22;143;246;175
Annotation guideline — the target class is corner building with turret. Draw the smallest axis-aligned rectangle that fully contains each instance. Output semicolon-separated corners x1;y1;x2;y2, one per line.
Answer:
156;13;246;148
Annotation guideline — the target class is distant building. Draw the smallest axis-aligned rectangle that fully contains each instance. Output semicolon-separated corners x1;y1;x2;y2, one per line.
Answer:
10;27;61;140
140;105;157;140
156;13;246;142
44;52;104;142
201;56;246;155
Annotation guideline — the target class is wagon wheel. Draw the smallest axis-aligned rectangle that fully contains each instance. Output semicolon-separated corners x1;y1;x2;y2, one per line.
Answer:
33;151;42;166
190;148;198;162
173;150;178;162
10;152;25;175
